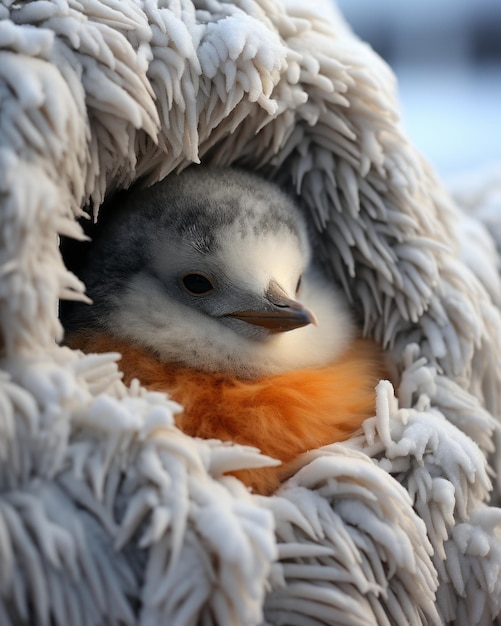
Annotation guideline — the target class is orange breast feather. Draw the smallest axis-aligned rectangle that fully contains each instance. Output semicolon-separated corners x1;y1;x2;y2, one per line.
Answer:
68;332;387;494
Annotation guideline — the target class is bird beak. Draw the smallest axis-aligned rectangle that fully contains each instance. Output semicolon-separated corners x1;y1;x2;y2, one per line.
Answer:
227;280;318;333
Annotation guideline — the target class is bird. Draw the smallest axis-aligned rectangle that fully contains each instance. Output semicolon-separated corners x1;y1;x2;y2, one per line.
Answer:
61;167;388;495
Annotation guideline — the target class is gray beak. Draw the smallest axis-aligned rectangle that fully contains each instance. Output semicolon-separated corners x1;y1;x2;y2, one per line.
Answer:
227;280;318;333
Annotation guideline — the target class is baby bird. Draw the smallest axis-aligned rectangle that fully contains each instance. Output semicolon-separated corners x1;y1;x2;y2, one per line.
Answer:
62;168;387;494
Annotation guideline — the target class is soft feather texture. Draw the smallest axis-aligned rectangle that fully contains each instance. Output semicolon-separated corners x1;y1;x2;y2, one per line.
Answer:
2;0;501;625
62;167;355;379
67;331;388;494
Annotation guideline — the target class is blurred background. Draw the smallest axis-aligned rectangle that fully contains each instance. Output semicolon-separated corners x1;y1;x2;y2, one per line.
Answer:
335;0;501;182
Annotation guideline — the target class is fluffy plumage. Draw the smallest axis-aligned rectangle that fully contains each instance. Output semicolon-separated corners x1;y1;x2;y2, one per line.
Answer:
63;167;387;493
66;331;387;494
63;167;353;378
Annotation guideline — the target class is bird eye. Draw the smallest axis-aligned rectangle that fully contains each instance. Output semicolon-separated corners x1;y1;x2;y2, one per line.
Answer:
181;272;215;296
296;275;302;294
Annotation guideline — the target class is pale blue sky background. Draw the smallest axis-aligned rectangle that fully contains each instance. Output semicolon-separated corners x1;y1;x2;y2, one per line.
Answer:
335;1;501;180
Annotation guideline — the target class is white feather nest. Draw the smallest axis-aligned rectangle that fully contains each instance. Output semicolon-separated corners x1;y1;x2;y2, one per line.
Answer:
1;0;501;624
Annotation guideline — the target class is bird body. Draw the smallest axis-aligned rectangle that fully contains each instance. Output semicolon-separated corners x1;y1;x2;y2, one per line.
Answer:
63;167;387;494
66;331;385;494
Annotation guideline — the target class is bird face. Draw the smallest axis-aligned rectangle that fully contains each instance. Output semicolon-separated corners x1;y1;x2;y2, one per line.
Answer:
148;215;316;343
64;168;353;378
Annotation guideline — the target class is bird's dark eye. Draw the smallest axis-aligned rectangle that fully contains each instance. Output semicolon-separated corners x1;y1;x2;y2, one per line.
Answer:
296;275;302;294
181;272;215;296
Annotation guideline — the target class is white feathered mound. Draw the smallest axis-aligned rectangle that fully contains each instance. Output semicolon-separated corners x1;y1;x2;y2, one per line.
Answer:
1;1;501;624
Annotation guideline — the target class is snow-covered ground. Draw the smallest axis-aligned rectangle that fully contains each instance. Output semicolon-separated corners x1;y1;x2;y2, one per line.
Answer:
335;1;501;180
394;64;501;180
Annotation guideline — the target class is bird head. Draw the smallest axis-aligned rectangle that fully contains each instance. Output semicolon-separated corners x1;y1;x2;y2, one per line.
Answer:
63;168;353;378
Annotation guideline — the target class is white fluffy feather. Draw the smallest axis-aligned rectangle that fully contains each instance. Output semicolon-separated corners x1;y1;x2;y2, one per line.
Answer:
113;268;353;378
111;211;354;378
4;1;501;624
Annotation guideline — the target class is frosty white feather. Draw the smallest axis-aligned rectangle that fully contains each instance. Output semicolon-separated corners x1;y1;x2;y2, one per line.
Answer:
2;0;501;625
